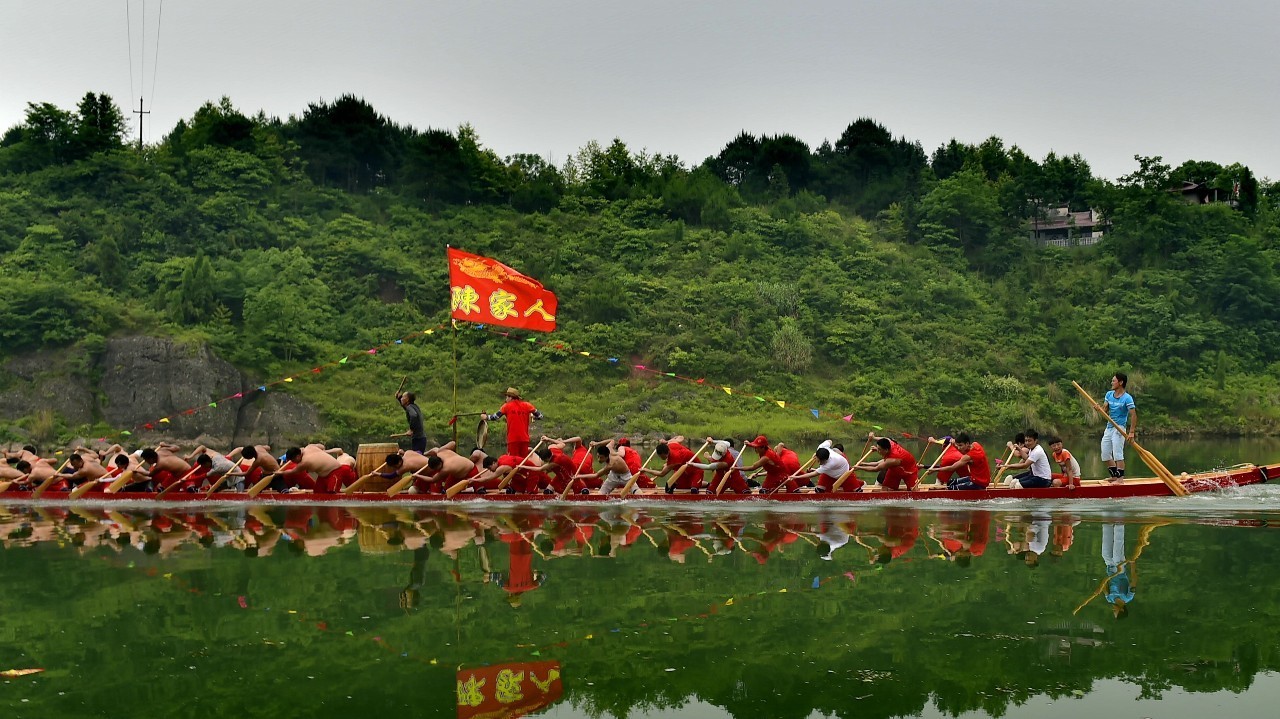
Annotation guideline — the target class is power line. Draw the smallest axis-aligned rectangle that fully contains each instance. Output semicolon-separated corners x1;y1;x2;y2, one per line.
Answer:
149;0;164;119
125;0;135;111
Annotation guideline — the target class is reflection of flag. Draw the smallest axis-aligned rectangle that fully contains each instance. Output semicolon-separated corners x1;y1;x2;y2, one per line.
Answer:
457;660;563;719
448;247;557;332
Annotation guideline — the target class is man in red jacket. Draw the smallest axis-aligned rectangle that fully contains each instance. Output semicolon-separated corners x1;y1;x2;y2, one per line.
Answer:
486;387;543;458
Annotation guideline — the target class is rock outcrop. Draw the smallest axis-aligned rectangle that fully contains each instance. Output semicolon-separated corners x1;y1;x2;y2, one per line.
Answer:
1;336;320;447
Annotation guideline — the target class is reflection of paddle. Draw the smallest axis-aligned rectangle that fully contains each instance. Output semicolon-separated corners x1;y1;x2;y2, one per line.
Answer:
31;458;73;498
1071;381;1188;496
667;440;711;490
343;462;387;495
620;446;659;496
1073;521;1169;615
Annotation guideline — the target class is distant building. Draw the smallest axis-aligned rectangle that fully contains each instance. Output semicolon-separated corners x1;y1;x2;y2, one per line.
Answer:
1171;181;1235;206
1029;205;1108;247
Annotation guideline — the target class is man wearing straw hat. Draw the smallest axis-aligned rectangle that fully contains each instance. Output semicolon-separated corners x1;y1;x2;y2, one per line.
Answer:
486;387;543;458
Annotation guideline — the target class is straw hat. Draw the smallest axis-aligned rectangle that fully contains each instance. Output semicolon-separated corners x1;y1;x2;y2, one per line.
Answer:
503;387;522;399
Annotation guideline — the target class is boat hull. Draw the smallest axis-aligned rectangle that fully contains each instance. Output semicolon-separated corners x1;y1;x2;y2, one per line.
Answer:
4;464;1275;504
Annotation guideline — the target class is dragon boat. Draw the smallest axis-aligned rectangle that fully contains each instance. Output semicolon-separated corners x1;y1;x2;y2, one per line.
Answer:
2;463;1276;504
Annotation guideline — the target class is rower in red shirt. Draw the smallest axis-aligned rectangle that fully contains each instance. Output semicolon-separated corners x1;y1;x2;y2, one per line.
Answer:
923;433;990;490
644;436;706;493
740;435;791;493
854;434;919;490
688;439;749;494
486;387;544;458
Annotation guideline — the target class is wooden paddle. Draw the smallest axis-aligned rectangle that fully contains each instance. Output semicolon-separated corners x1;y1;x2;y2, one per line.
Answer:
156;465;201;499
770;453;817;495
619;445;659;496
715;444;745;494
990;446;1018;488
342;462;387;494
558;441;596;499
31;458;73;498
387;471;420;498
0;479;14;494
496;440;547;492
666;440;711;490
920;437;952;486
832;439;876;492
203;461;251;498
246;470;280;498
1071;380;1188;497
105;469;137;494
69;473;108;499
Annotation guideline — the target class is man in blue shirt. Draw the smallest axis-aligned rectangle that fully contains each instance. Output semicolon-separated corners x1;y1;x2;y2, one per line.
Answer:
1100;373;1137;482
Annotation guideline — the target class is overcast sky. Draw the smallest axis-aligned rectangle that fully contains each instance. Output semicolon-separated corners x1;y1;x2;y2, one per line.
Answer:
3;1;1277;180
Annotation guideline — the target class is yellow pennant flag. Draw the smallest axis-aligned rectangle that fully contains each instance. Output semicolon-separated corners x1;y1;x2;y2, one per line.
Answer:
722;387;733;396
776;401;786;409
725;598;734;606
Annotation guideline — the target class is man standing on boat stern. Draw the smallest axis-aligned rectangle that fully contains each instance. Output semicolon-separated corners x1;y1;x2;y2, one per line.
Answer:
394;390;428;453
487;387;543;458
1100;373;1137;483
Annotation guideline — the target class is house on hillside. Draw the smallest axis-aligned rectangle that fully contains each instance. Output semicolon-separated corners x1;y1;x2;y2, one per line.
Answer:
1171;181;1236;206
1028;205;1108;247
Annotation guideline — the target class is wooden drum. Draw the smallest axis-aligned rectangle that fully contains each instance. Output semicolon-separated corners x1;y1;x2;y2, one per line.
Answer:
356;443;400;481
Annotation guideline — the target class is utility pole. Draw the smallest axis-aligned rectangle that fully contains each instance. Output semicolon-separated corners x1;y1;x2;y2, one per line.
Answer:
133;97;150;151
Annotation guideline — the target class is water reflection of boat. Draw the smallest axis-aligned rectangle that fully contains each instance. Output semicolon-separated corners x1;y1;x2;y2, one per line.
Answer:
2;462;1276;504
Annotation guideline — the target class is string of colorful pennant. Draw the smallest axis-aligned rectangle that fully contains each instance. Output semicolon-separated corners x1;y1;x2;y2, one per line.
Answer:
89;323;451;444
469;324;932;443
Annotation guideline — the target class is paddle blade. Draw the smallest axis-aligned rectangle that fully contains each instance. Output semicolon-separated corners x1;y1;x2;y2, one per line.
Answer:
386;475;415;498
246;475;275;498
104;471;133;494
444;478;471;499
69;480;98;500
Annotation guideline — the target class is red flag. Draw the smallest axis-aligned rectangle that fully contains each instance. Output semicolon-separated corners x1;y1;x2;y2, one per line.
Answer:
448;248;557;332
456;660;563;719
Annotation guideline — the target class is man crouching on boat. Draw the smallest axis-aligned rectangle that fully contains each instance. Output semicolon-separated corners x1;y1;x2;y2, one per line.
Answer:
686;439;751;494
140;445;192;492
414;443;487;494
854;436;920;491
275;445;356;493
580;439;634;495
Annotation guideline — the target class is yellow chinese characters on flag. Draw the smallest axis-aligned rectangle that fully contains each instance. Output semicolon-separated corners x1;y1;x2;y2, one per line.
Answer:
457;660;563;719
448;247;558;332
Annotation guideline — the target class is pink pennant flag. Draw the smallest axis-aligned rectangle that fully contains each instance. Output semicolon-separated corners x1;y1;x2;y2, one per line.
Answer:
842;415;853;422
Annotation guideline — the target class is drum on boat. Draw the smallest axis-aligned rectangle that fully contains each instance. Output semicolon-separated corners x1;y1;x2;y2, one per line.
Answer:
356;443;400;492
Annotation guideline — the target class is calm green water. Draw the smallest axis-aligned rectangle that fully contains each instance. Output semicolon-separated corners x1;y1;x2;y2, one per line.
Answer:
2;437;1279;718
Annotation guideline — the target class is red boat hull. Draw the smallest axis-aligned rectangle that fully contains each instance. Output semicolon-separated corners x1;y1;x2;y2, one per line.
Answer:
4;464;1275;504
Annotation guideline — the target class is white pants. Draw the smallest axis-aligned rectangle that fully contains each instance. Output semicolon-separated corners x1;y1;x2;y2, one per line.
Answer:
1101;426;1126;462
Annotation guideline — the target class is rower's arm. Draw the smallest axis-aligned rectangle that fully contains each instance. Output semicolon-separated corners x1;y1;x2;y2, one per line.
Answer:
1127;407;1137;435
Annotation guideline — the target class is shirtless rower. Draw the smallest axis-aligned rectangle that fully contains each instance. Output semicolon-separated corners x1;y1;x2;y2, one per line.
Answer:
140;445;193;492
63;451;110;489
579;439;633;495
410;442;485;494
229;446;279;490
274;445;356;493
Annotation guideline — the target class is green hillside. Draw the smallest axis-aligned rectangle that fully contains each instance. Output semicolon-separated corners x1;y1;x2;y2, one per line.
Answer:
2;93;1280;446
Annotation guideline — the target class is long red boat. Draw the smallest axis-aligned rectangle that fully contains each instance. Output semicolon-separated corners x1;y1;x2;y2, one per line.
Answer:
3;463;1277;504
